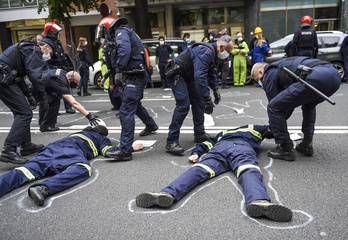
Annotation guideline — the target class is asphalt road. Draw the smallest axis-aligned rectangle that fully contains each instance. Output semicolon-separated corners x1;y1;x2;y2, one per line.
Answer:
0;83;347;240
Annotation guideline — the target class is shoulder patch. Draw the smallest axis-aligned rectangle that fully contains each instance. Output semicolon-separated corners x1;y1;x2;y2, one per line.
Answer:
117;32;122;37
55;69;61;76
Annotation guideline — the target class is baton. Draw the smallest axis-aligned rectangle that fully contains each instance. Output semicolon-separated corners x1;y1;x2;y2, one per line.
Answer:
282;67;336;105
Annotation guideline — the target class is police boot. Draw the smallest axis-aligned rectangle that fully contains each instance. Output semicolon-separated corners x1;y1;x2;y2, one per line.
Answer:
139;124;159;137
194;133;210;143
28;185;49;206
0;145;29;164
105;150;132;161
296;134;314;156
246;200;293;222
136;192;174;208
166;142;184;155
268;141;295;161
20;142;44;156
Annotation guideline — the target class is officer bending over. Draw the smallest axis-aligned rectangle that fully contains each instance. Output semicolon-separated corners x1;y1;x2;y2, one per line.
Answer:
136;124;293;222
0;36;49;164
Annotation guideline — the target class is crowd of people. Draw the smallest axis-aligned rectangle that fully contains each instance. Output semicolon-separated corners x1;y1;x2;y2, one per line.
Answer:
0;15;342;223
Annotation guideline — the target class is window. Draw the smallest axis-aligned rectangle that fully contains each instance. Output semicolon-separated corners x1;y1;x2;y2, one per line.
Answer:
321;37;340;48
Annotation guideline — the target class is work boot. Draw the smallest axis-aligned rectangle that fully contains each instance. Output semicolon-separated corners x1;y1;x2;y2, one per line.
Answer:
268;141;295;161
77;91;81;96
20;142;44;156
105;150;132;161
0;145;29;164
65;108;76;114
28;185;49;206
296;134;314;156
194;133;210;143
84;92;92;96
246;200;293;222
139;124;159;136
40;126;60;132
136;192;174;208
165;142;184;155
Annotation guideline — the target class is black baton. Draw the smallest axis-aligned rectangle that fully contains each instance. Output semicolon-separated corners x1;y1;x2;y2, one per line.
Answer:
282;67;336;105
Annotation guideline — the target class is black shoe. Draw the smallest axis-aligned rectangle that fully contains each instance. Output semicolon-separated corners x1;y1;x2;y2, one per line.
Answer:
246;200;293;222
296;142;314;156
139;125;159;136
40;126;60;132
136;192;174;208
166;142;184;155
65;108;76;114
194;133;210;143
84;92;91;96
268;141;295;161
28;185;49;206
20;142;44;156
77;91;81;96
105;150;132;161
221;85;231;89
0;145;29;164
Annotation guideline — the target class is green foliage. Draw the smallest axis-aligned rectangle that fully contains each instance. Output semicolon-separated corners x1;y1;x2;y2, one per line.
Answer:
36;0;105;23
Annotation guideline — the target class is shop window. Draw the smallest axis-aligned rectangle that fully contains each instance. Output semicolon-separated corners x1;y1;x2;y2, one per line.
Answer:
227;6;244;23
206;8;224;25
287;8;313;36
149;12;158;28
315;7;339;19
287;0;313;6
174;9;204;26
261;10;286;42
0;0;9;8
261;0;286;8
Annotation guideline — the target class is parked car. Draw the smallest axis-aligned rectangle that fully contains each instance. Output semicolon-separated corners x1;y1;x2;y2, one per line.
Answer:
88;61;103;89
245;30;347;84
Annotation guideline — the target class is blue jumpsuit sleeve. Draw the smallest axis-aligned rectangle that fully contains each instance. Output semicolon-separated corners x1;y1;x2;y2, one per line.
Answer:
262;66;281;102
208;69;219;89
115;29;131;72
253;125;269;135
98;137;113;156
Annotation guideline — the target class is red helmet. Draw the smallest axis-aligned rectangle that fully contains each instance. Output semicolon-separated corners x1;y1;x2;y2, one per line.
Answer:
98;16;116;29
300;16;312;27
44;22;63;40
95;17;128;43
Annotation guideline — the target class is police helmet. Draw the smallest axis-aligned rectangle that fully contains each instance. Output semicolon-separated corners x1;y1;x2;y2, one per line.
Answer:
44;22;63;40
95;17;128;43
300;15;312;28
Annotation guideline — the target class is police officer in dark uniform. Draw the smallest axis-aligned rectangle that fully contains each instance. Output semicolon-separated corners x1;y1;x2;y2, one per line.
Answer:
0;124;144;206
41;22;76;114
164;35;233;154
155;36;174;88
291;16;318;58
95;16;158;161
251;57;341;161
214;27;230;89
77;37;94;96
0;37;49;164
136;124;293;222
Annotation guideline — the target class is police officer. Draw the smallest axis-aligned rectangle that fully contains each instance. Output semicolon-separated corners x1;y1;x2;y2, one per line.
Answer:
136;124;293;222
0;124;144;206
251;57;341;161
291;16;318;58
155;36;174;88
77;37;94;96
177;33;194;54
214;27;230;89
165;35;233;154
95;17;158;161
41;22;76;114
0;36;49;164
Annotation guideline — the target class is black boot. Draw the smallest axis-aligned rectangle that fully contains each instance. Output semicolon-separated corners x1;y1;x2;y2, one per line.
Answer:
28;185;49;206
0;145;29;164
105;150;132;161
165;142;184;155
194;133;210;143
139;124;159;136
296;134;314;156
20;142;44;156
268;141;295;161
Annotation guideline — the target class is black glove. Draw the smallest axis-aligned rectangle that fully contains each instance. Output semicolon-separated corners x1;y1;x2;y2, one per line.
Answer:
115;73;124;87
213;88;221;105
86;113;99;126
26;94;37;110
262;128;274;139
204;97;214;114
38;92;49;114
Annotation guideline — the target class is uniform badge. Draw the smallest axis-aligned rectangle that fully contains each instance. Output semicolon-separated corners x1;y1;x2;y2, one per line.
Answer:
117;32;122;37
55;69;61;76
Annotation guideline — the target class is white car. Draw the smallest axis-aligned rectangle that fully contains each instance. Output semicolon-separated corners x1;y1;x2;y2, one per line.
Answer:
88;61;103;89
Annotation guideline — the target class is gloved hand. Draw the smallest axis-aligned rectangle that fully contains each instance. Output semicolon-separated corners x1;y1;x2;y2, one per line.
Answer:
86;113;99;126
204;97;214;114
213;88;221;105
38;92;49;113
115;73;124;87
26;94;37;110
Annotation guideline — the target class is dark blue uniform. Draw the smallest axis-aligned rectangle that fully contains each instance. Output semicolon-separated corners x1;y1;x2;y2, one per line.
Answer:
115;25;157;154
292;27;318;58
161;125;270;204
167;43;218;145
156;44;173;88
340;35;348;81
77;46;93;94
262;58;341;144
177;41;193;54
0;42;46;148
0;129;117;197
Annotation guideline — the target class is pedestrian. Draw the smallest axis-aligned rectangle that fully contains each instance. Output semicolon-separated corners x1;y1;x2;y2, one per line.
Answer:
164;35;233;155
207;32;215;43
99;44;109;91
215;27;230;89
0;124;144;206
340;35;348;83
248;34;272;65
291;16;318;58
41;22;76;114
95;16;158;161
251;56;341;161
177;33;194;54
232;33;249;86
155;36;174;88
77;37;94;96
0;36;49;164
249;27;270;53
136;124;293;222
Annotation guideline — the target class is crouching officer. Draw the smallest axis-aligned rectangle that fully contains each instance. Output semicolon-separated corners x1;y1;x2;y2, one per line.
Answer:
164;35;234;154
251;56;341;161
0;36;49;164
96;17;158;161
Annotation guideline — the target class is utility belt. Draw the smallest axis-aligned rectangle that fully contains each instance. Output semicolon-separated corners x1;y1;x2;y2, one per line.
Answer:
0;62;20;86
123;64;146;76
